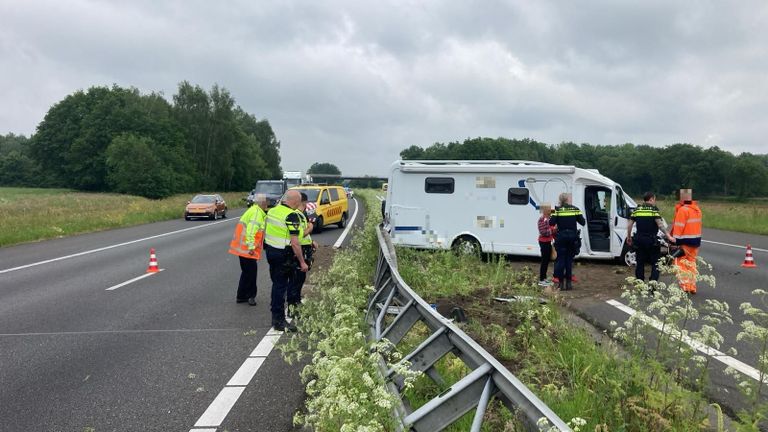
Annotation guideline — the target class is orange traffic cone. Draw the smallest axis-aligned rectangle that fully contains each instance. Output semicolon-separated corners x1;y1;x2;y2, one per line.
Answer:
742;244;757;268
146;248;160;273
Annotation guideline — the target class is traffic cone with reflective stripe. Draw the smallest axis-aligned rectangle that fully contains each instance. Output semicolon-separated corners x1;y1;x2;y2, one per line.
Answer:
742;244;757;268
146;248;160;273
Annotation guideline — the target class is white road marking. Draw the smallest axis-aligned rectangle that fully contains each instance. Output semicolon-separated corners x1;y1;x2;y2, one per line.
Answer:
226;357;266;386
191;327;285;428
189;429;217;432
0;218;236;275
334;198;360;249
105;269;164;291
606;299;766;383
250;335;281;357
702;239;768;253
193;386;246;427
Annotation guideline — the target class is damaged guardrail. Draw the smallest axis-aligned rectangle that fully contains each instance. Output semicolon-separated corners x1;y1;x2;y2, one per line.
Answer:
366;225;570;432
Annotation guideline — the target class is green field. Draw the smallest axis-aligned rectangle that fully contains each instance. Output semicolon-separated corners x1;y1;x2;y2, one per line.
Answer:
654;198;768;236
0;187;247;247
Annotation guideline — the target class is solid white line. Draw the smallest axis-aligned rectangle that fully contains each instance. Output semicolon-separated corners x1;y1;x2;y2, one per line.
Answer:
702;239;768;253
189;429;217;432
193;386;246;427
226;357;266;386
0;218;236;275
105;269;164;291
250;334;281;357
334;198;359;249
606;299;766;382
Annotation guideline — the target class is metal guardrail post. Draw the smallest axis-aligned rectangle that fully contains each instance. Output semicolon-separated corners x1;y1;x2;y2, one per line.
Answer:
367;225;571;432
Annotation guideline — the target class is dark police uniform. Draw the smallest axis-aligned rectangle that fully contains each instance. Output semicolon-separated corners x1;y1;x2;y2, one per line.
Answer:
549;204;586;290
630;202;662;281
264;203;302;329
287;209;314;311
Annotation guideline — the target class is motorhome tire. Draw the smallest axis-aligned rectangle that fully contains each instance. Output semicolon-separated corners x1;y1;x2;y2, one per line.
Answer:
622;248;636;267
452;236;481;256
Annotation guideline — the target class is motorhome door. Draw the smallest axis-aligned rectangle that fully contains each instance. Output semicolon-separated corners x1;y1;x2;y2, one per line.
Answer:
611;186;632;254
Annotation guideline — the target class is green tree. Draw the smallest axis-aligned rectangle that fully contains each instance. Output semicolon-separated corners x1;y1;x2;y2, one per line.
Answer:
106;134;176;198
308;162;341;175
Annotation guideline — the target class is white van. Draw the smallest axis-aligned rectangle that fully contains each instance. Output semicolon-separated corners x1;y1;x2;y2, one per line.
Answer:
383;160;637;261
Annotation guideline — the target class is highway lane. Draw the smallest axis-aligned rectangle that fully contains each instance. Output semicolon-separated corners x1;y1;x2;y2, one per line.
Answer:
0;199;364;432
570;227;768;415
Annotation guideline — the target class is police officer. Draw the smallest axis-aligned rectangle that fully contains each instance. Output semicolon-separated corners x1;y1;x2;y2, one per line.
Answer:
287;192;318;316
549;192;585;291
264;190;307;332
626;192;667;282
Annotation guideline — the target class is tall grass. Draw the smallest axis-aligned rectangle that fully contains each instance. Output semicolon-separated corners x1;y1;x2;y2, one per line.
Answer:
655;198;768;236
0;187;247;247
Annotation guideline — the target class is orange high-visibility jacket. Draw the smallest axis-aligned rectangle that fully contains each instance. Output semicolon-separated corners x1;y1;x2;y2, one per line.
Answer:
671;201;702;247
229;205;266;259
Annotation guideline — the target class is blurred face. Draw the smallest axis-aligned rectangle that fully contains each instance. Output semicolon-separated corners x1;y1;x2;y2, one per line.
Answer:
648;196;656;205
254;193;268;210
680;189;693;202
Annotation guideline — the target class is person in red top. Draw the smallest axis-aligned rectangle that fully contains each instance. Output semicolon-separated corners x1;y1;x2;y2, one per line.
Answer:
537;204;555;286
669;188;702;294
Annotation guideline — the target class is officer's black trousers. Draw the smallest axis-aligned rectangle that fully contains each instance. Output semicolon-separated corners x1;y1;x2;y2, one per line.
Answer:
236;256;258;300
635;244;661;281
266;246;292;326
538;241;552;281
554;240;576;280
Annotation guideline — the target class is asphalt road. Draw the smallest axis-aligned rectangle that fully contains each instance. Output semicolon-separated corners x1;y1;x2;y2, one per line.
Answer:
569;227;768;416
0;199;364;432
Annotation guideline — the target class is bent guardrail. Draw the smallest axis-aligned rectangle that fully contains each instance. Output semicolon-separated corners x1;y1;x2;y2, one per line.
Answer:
367;225;570;432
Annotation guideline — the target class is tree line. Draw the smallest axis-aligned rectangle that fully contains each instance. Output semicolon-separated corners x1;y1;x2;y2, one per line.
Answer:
400;138;768;198
0;82;282;198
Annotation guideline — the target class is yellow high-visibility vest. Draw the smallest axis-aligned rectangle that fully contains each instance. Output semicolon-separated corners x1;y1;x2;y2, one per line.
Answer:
265;204;295;248
228;205;266;258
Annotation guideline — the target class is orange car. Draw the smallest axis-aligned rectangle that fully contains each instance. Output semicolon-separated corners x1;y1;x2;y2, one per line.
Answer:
185;194;227;220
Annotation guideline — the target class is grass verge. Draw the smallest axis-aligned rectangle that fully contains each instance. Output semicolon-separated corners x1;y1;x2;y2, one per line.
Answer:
398;249;734;431
0;187;247;247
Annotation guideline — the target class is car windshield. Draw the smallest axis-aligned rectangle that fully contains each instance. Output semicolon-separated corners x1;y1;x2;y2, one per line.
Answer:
298;189;320;202
255;183;284;194
191;195;216;203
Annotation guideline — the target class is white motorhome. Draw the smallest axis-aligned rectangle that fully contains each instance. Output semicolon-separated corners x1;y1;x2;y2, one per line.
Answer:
383;160;637;261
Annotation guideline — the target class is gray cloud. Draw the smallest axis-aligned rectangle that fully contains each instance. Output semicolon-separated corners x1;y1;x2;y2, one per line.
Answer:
1;0;767;177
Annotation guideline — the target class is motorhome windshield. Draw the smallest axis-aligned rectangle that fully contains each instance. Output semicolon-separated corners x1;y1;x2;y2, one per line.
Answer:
256;182;284;194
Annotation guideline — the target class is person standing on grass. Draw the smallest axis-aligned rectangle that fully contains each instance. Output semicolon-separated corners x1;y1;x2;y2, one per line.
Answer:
537;203;555;287
228;194;268;305
668;188;702;294
549;192;585;291
626;192;670;283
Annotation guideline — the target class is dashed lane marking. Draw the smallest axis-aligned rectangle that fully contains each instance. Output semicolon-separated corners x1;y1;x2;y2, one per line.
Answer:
105;269;164;290
606;299;766;383
0;218;236;275
190;325;289;431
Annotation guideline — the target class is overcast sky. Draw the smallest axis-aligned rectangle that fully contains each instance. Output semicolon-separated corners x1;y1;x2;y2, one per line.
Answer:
1;1;767;176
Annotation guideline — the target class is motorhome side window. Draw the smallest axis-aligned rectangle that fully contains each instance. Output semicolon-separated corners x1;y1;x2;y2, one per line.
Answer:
615;186;630;218
507;187;529;205
424;177;455;194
